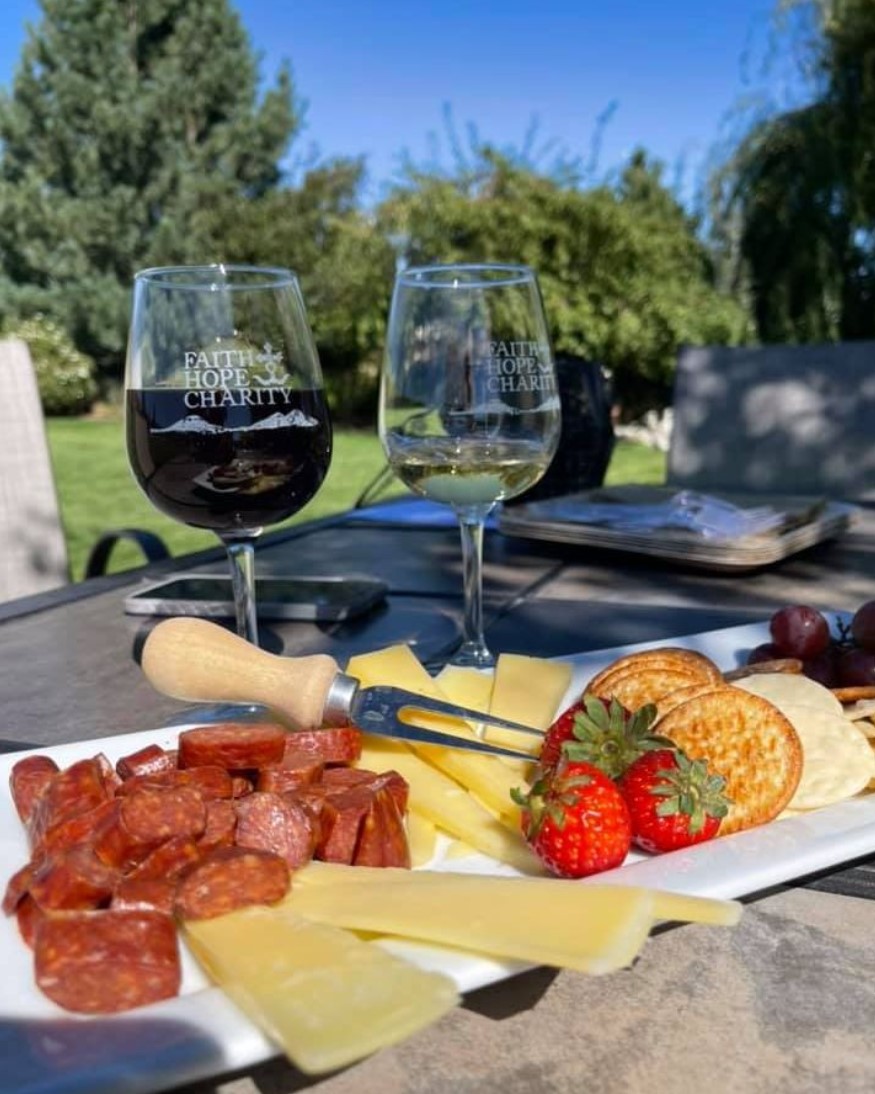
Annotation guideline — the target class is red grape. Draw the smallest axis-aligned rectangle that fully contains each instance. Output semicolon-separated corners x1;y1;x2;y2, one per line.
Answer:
769;605;831;660
802;645;839;688
851;601;875;652
836;647;875;687
746;642;784;665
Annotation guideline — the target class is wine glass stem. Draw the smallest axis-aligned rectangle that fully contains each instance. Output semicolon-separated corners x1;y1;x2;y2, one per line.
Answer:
455;512;493;669
224;536;259;646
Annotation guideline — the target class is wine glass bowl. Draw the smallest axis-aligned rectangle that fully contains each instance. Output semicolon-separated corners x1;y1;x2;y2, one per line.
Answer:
125;265;331;644
379;263;561;667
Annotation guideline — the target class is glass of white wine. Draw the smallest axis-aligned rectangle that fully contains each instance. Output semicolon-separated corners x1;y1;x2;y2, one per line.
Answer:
379;263;561;668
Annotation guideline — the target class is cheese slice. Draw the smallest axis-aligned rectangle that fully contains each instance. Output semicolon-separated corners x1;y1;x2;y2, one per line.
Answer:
184;906;458;1075
436;664;533;781
405;809;438;867
289;862;742;973
358;735;541;874
487;653;573;754
443;837;478;860
348;645;526;823
296;863;741;928
435;665;494;712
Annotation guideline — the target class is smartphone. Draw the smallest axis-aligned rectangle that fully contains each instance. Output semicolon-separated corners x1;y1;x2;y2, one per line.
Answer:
124;574;388;622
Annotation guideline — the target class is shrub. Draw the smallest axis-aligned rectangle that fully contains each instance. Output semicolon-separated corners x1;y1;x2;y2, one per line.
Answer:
3;314;98;415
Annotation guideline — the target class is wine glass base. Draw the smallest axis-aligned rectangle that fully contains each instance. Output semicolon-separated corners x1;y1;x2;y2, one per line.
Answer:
448;641;495;671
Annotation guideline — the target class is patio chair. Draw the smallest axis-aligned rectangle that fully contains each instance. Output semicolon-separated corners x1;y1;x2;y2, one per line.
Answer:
0;337;169;602
667;342;875;502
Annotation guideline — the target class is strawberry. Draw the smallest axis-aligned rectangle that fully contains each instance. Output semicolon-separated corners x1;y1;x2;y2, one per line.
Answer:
512;761;632;878
539;698;589;770
539;694;666;779
617;748;731;854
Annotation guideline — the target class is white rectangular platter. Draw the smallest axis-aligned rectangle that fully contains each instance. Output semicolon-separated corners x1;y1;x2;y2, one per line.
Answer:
2;618;874;1094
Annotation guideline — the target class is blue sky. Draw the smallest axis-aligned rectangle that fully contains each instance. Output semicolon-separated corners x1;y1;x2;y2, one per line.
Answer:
0;1;807;204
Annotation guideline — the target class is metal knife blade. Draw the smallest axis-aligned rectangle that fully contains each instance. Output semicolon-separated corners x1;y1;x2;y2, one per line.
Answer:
325;674;544;760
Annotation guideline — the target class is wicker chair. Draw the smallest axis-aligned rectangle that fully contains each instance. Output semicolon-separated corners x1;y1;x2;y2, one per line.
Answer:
0;337;169;602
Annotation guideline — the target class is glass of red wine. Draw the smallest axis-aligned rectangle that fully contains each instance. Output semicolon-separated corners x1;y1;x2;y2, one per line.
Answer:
125;265;332;645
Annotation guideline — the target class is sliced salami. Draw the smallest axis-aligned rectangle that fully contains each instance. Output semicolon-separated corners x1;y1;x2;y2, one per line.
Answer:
322;767;409;814
282;727;362;764
2;861;33;915
16;894;45;949
115;744;176;781
28;844;119;911
285;787;326;845
127;835;201;883
256;757;325;795
178;723;286;771
354;786;412;869
234;792;316;869
174;847;290;920
231;775;253;798
320;766;377;790
369;770;410;815
317;785;374;864
115;765;234;800
276;748;327;778
198;799;237;852
94;786;206;870
111;877;177;916
34;909;181;1014
6;722;416;1012
94;753;123;797
9;755;59;825
27;758;110;850
38;799;117;859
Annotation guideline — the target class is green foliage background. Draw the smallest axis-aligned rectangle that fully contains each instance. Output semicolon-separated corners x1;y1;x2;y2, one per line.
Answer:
1;314;97;414
710;0;875;343
0;0;757;423
6;0;871;591
1;0;871;422
0;0;296;382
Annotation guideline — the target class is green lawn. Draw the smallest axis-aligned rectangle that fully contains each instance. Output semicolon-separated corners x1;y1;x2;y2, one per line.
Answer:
46;415;665;580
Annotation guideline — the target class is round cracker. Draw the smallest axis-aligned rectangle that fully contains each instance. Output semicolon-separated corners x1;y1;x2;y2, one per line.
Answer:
779;702;875;809
585;647;722;697
586;665;712;713
654;683;733;722
657;689;802;835
733;673;843;717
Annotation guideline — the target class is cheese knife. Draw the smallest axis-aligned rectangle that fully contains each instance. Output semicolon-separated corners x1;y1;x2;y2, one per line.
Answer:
141;617;545;760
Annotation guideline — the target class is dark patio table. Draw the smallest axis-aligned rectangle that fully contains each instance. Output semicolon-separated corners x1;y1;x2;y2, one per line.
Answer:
2;499;875;1093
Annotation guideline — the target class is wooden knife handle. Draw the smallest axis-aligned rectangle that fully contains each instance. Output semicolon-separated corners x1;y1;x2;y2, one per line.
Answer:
141;617;341;730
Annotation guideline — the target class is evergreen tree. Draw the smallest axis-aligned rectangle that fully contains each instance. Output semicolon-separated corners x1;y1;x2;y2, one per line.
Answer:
0;0;297;382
